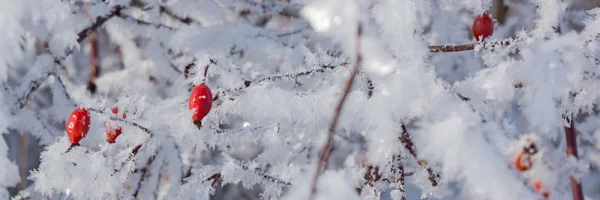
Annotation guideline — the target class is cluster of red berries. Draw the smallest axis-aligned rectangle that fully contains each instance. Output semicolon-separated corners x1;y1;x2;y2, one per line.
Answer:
65;83;213;145
510;139;550;199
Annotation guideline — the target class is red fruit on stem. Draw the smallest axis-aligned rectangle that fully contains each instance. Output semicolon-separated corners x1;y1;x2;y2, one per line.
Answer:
66;107;91;145
105;107;126;143
472;13;494;42
188;83;213;124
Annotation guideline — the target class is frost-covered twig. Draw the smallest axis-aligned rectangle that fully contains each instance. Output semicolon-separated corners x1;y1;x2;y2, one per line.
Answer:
159;6;196;25
113;144;143;175
213;64;337;101
133;153;156;198
88;108;154;135
184;63;195;80
564;114;584;200
394;160;406;200
365;77;374;98
400;124;439;186
14;6;121;111
310;24;363;199
16;78;44;109
76;6;122;44
428;39;513;52
117;13;177;31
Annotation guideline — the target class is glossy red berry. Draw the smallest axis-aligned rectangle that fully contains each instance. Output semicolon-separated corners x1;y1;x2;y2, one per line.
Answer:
188;83;213;124
472;13;494;42
66;107;91;145
105;107;126;143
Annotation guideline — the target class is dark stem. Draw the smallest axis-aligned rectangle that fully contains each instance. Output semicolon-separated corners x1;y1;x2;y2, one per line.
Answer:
400;124;439;186
310;24;362;200
87;108;153;135
87;31;99;95
77;6;122;44
65;143;80;153
564;115;584;200
396;162;406;200
428;39;513;53
112;144;143;175
133;154;156;198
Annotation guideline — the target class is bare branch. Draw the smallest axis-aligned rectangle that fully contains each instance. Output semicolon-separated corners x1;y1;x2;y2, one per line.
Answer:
428;39;513;53
87;31;99;94
77;6;122;44
310;24;362;199
400;124;439;186
564;114;584;200
117;13;177;31
159;6;197;25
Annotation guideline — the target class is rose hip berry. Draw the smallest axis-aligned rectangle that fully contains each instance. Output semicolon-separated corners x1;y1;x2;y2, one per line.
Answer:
472;13;494;42
511;152;532;172
66;107;91;145
188;83;213;128
105;107;126;143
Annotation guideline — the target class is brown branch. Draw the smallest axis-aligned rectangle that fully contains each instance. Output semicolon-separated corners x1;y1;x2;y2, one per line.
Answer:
133;153;156;198
310;24;362;200
159;6;196;25
184;63;195;80
88;108;153;135
17;133;29;191
14;6;121;112
400;124;439;186
206;173;222;186
16;80;43;109
428;39;513;53
395;161;406;200
117;13;177;31
112;144;143;175
77;6;122;44
87;31;99;94
213;64;337;101
564;114;584;200
64;143;80;153
429;44;476;52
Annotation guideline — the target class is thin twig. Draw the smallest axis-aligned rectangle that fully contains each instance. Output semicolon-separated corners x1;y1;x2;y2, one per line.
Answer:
183;157;291;186
117;13;177;31
17;133;29;191
133;153;157;198
87;108;153;135
159;6;197;25
213;64;337;100
310;24;362;200
76;6;122;44
87;31;99;94
112;144;143;175
428;39;513;53
564;114;584;200
400;124;439;186
14;6;121;112
394;159;406;200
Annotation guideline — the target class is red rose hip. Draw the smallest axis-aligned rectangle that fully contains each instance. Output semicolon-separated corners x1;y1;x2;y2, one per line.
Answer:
188;83;213;127
66;107;91;145
472;13;494;42
105;107;126;143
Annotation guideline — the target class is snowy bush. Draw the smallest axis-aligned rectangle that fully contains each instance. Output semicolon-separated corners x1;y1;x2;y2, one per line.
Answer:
2;0;600;199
